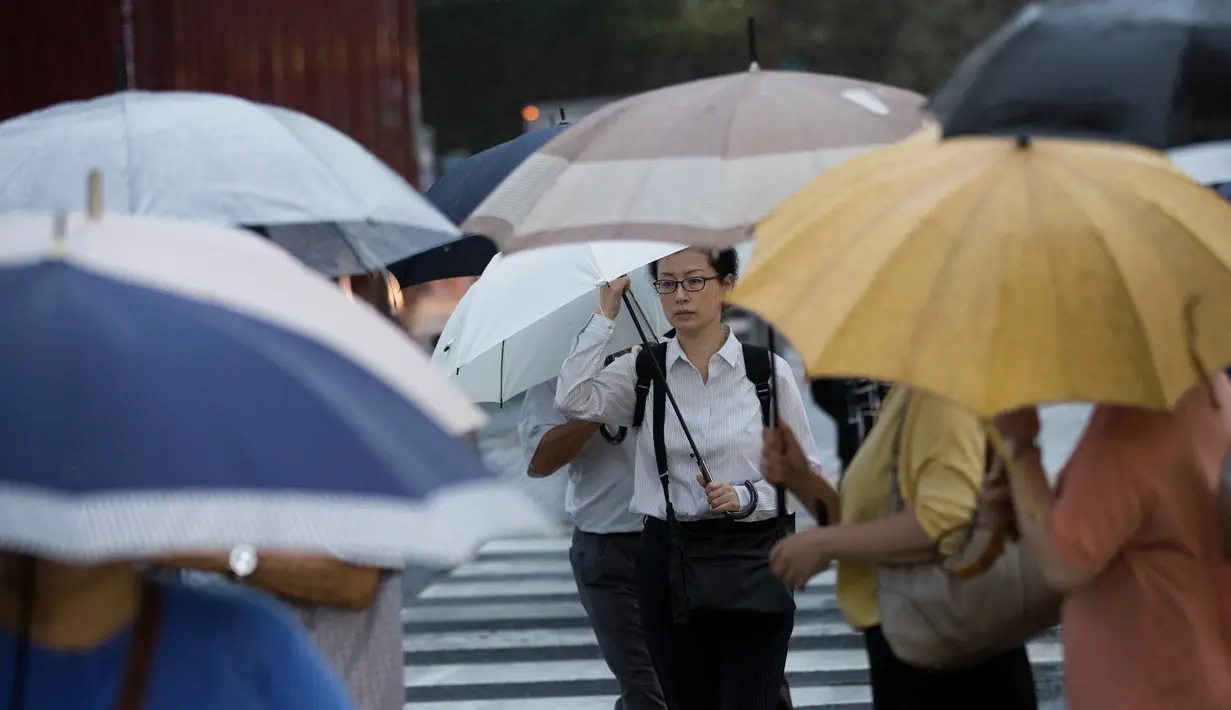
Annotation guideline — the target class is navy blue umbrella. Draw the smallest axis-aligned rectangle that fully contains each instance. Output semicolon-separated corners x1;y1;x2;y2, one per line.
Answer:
0;211;551;565
389;122;569;286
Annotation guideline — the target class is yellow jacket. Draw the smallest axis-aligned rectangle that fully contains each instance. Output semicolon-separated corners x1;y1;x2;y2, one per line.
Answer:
835;386;986;630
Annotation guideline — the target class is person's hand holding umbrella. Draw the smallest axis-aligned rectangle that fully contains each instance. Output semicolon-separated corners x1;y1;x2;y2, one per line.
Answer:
431;245;673;406
597;274;631;320
763;424;839;526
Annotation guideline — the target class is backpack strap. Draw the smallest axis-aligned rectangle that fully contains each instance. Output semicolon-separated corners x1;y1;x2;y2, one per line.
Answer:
638;341;774;518
741;343;773;427
632;343;667;429
647;345;672;512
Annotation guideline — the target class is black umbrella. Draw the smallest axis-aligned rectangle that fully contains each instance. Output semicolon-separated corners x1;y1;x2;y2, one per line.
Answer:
389;233;497;288
930;0;1231;150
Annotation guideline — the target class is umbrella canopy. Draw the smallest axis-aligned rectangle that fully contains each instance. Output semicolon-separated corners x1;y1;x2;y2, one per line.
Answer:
433;240;677;404
431;123;571;226
464;70;928;253
0;211;551;565
729;134;1231;416
929;0;1231;151
388;125;569;286
388;233;498;288
0;92;460;277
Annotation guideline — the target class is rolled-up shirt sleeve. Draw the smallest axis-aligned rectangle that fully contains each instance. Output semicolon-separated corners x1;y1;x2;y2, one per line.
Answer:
1050;405;1145;575
555;313;638;427
747;356;825;514
901;393;985;556
517;380;569;474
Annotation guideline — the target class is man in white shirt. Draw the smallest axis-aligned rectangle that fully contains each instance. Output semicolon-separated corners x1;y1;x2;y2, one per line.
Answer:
519;376;665;710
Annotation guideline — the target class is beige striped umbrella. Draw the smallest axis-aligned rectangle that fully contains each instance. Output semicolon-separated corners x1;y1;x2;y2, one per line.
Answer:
464;68;930;253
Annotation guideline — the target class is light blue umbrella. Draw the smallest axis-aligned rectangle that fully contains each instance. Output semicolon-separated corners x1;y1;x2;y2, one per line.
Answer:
0;92;462;277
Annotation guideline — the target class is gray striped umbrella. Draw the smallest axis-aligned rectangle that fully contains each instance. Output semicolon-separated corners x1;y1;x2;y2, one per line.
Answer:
464;68;930;253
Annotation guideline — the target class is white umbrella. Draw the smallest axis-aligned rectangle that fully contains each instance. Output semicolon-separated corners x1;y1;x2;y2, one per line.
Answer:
0;91;460;276
433;241;680;404
0;209;559;565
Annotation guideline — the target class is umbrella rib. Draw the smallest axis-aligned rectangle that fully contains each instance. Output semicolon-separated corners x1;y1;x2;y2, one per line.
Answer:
900;156;1012;396
1040;157;1171;404
795;151;985;376
263;111;365;220
1018;150;1069;408
1080;158;1231;294
886;153;1009;398
605;78;742;242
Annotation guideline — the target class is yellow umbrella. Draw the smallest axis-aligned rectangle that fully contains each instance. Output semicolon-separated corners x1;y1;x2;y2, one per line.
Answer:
729;134;1231;416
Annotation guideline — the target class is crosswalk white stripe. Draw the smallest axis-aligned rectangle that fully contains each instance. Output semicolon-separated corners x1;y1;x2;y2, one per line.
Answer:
403;592;839;624
404;685;873;710
405;535;1067;709
405;698;626;710
404;644;1063;687
475;537;572;555
422;570;836;599
404;600;588;624
791;686;872;707
448;559;575;577
404;621;856;653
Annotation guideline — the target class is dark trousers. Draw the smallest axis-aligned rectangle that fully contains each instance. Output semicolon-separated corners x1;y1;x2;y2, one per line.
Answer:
570;529;666;710
636;516;794;710
863;625;1038;710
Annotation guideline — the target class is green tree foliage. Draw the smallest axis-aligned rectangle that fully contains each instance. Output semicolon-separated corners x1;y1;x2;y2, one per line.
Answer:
419;0;1029;154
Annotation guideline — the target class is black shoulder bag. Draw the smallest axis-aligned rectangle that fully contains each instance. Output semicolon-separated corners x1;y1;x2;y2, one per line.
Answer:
633;343;796;625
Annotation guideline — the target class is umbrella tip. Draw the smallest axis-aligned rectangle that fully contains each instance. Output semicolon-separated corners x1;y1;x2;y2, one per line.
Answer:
87;170;103;220
1015;134;1032;149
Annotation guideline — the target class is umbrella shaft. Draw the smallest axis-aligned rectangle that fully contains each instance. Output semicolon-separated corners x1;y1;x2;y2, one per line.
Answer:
620;292;710;483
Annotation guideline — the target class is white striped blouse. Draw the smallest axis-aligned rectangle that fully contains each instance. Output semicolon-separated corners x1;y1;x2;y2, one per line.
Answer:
555;313;824;522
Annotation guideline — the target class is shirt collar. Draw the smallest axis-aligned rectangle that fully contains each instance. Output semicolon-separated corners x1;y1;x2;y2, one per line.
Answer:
666;326;742;369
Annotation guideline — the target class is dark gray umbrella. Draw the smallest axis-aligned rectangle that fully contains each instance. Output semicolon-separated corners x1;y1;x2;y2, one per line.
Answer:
930;0;1231;150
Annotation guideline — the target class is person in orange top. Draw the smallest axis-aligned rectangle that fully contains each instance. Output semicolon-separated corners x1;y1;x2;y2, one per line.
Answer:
990;376;1231;710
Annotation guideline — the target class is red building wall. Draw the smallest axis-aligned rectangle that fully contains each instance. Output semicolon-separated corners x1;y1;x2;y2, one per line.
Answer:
1;0;422;186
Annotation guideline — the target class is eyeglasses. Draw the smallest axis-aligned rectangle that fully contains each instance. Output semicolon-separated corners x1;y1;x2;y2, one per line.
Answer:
653;276;719;295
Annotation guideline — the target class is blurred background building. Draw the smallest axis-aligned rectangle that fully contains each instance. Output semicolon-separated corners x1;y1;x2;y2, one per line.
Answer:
2;0;1026;343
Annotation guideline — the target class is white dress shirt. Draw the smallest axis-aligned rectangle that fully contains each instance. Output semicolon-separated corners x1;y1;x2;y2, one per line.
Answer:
556;313;823;523
519;378;643;534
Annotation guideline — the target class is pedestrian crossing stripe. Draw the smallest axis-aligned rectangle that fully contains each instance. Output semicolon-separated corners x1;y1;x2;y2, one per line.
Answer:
404;536;1068;709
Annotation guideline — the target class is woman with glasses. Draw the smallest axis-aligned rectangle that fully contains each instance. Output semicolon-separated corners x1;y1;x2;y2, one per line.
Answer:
554;247;827;710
